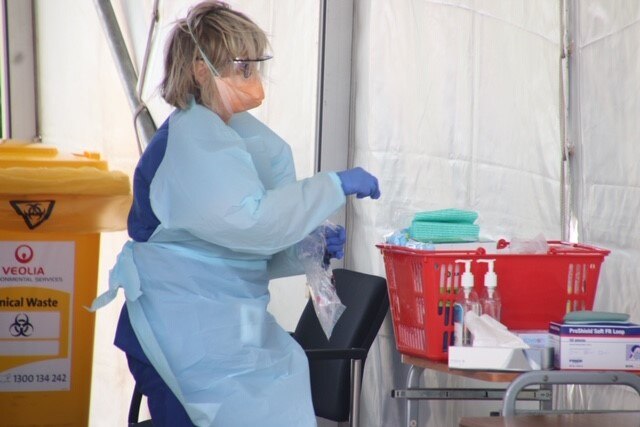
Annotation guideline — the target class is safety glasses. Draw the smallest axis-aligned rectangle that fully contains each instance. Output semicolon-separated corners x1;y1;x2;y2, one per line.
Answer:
231;55;273;79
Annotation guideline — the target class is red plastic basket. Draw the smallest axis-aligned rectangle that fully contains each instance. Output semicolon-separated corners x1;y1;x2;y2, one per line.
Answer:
377;240;610;361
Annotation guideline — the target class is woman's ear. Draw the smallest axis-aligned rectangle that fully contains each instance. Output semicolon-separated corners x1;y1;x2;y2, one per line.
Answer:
193;60;210;86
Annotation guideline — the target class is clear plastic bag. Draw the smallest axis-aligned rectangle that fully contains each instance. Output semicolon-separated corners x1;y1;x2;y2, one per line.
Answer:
509;233;549;254
297;221;346;339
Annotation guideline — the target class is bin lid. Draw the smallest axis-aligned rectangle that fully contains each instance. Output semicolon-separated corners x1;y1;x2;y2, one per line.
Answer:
0;141;108;170
0;141;131;232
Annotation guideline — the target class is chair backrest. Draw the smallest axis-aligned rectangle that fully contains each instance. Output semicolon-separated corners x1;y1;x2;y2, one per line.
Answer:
293;268;389;421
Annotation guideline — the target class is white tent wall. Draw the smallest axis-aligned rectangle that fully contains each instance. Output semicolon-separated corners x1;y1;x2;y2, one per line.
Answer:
350;0;640;425
575;0;640;317
34;0;321;425
352;1;562;424
553;0;640;413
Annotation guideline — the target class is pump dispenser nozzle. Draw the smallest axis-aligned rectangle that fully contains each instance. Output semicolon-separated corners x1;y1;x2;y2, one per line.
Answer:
455;259;474;289
477;259;497;288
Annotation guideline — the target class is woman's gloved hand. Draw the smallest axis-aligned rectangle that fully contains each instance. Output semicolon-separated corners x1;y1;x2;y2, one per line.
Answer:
336;167;381;199
323;225;346;267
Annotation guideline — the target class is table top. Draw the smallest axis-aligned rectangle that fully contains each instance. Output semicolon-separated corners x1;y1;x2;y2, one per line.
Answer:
401;355;521;382
459;412;640;427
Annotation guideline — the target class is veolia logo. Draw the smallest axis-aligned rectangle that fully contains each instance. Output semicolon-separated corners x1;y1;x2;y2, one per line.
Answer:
15;245;34;264
2;245;45;276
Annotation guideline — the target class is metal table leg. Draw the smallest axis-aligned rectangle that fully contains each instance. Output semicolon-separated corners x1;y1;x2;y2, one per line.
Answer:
406;365;425;427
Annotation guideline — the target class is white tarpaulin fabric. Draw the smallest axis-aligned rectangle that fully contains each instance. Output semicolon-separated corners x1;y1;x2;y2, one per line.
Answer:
352;1;562;424
350;0;640;425
554;0;640;413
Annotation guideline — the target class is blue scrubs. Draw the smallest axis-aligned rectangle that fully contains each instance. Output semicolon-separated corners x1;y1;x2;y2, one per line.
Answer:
113;118;191;425
98;101;345;426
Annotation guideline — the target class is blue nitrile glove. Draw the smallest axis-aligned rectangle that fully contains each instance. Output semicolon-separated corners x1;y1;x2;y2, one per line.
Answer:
323;225;346;267
336;167;381;199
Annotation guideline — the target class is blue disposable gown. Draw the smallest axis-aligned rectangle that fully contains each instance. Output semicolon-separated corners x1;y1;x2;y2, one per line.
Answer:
92;100;345;426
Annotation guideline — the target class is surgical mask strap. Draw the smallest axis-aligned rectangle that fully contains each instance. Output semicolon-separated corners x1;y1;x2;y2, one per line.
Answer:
186;19;220;77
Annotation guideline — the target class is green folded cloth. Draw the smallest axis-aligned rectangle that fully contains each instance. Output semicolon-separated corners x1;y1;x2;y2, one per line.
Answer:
413;209;478;224
563;311;630;323
409;209;479;243
409;221;479;243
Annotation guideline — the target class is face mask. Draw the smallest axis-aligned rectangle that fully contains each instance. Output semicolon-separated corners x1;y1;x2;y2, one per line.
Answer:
186;21;268;118
215;74;265;115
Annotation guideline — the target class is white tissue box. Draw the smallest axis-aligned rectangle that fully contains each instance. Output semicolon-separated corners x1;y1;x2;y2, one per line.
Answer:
448;346;553;371
550;322;640;370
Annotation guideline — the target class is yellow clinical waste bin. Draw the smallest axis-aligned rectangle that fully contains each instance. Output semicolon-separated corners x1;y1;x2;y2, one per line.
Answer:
0;142;131;426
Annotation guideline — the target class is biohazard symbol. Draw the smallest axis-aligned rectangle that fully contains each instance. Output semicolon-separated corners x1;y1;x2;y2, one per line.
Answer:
10;200;55;229
10;313;34;337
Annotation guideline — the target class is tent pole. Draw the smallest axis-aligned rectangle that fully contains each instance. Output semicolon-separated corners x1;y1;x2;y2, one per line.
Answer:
93;0;156;153
315;0;354;265
564;0;582;243
560;0;570;241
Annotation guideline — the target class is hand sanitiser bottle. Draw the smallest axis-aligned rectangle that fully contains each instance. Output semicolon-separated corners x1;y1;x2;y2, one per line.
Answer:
453;259;481;346
478;259;501;322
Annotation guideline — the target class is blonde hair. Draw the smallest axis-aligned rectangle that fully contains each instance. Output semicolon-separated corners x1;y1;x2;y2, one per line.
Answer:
161;1;269;109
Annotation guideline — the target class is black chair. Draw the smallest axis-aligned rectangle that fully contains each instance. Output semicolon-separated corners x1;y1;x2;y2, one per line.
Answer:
128;385;152;426
128;268;389;427
292;268;389;426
